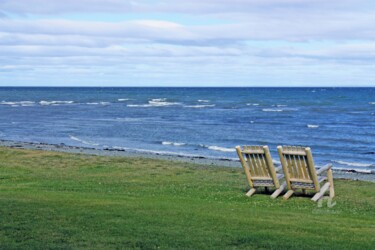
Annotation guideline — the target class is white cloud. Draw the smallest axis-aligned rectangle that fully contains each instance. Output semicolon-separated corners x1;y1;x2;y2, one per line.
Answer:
0;0;374;86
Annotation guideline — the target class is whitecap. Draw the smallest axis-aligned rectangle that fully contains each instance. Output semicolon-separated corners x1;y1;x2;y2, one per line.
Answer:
307;124;319;128
369;102;375;105
69;135;100;146
333;160;373;168
200;144;236;152
277;104;287;107
127;104;151;107
198;100;210;103
0;101;17;105
262;108;283;112
1;101;35;106
86;102;99;105
208;146;236;152
118;99;129;102
148;98;180;106
40;100;74;105
162;141;186;146
246;103;259;106
100;102;110;105
183;104;215;108
127;98;180;107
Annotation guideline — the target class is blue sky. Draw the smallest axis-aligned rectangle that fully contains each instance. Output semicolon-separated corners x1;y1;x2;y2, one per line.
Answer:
1;0;375;87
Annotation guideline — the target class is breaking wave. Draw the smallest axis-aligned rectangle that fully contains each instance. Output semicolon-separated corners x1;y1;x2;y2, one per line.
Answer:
200;144;236;152
127;98;181;107
307;124;319;128
162;141;186;146
69;135;100;146
183;104;215;108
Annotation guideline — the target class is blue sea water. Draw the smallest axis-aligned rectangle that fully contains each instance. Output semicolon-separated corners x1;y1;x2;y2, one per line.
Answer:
0;87;374;174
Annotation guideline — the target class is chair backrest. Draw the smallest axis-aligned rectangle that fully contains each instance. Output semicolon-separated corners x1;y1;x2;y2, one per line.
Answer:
277;146;319;191
236;145;280;188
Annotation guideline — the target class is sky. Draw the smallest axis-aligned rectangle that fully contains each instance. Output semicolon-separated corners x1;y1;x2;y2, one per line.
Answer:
1;0;375;87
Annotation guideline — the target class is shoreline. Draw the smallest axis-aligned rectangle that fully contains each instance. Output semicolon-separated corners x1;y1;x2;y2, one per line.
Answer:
0;139;374;182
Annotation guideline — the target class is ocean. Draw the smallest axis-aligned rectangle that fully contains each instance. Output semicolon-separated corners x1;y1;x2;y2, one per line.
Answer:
0;87;374;174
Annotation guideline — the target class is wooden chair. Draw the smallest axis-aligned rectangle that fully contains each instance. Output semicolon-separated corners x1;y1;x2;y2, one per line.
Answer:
236;145;286;199
277;146;334;201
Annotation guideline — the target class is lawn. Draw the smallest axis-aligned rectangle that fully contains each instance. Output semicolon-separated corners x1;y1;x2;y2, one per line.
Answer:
0;147;374;249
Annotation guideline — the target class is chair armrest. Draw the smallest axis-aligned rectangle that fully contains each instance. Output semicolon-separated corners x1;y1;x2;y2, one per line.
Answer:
316;164;332;175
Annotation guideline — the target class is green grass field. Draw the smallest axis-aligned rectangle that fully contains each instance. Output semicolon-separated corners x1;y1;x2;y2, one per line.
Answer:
0;147;374;249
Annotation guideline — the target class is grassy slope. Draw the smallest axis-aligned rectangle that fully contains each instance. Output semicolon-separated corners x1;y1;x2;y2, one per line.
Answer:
0;147;374;249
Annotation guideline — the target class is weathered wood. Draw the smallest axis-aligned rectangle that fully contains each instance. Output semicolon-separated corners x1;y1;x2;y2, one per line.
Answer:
283;190;294;200
237;145;284;198
277;145;335;201
278;146;292;190
305;148;320;192
327;168;335;198
246;188;257;197
289;178;313;183
311;182;330;202
264;146;280;188
271;182;286;199
316;163;332;175
236;146;254;188
299;154;309;180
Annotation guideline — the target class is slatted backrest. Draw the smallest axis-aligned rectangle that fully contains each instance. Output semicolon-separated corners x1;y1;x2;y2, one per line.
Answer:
277;146;319;190
236;145;279;188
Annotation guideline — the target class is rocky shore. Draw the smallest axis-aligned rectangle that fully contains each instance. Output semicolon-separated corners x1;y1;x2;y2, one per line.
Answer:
1;139;373;182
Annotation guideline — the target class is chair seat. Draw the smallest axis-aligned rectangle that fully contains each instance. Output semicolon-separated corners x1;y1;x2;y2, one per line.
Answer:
291;176;326;189
252;174;284;187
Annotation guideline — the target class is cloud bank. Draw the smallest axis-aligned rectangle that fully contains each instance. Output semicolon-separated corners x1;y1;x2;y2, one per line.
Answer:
0;0;374;86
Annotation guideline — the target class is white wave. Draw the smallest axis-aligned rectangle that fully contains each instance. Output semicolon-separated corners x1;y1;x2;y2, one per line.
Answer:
335;168;373;174
246;103;259;106
263;108;298;112
250;121;255;123
208;146;236;152
118;99;129;101
148;98;180;106
162;141;186;146
100;102;110;105
1;101;35;106
127;98;180;107
200;144;236;152
183;104;215;108
262;108;283;112
40;100;74;105
0;101;16;105
307;124;319;128
69;135;100;146
333;160;373;168
198;100;210;103
127;104;151;107
369;102;375;105
86;102;99;105
277;104;287;107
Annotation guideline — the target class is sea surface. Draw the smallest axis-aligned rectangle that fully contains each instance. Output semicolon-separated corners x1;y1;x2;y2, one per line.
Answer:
0;87;374;174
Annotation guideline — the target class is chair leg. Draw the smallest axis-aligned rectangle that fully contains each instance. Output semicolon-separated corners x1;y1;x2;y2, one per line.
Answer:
311;182;330;202
271;182;286;199
283;190;294;200
327;169;335;198
246;188;256;197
